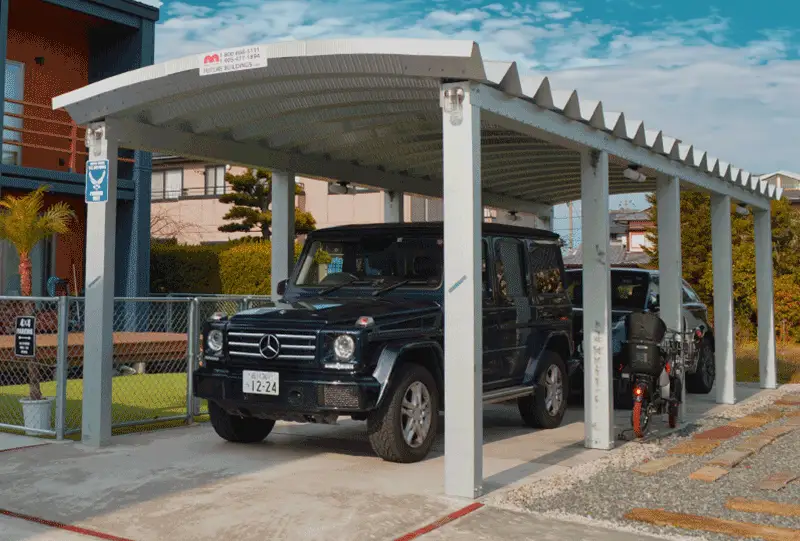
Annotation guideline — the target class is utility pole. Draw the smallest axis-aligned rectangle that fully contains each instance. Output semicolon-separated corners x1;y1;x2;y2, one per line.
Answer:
567;200;574;249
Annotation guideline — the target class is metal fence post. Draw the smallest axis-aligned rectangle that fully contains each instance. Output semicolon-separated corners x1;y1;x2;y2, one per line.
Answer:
55;296;69;440
186;298;200;422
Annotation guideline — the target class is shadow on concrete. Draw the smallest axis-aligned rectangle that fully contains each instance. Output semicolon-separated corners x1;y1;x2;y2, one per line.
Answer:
0;382;777;541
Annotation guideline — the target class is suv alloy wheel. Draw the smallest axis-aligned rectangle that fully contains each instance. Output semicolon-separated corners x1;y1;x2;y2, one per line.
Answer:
518;350;568;429
367;363;440;463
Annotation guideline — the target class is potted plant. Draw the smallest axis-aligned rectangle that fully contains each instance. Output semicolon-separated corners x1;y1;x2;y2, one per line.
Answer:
0;186;75;434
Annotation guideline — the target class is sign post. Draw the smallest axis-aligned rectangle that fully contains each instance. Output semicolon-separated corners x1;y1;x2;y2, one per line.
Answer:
14;315;36;357
81;123;118;447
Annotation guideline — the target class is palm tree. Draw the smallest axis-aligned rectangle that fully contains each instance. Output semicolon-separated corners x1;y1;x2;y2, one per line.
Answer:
0;185;75;400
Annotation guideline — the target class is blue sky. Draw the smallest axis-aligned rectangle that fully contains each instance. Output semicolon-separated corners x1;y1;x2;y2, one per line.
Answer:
144;0;800;243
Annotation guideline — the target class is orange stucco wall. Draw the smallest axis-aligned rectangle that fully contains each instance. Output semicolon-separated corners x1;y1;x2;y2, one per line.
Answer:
6;0;93;173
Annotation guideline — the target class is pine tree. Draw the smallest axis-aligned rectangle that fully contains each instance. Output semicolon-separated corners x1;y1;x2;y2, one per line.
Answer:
218;168;316;239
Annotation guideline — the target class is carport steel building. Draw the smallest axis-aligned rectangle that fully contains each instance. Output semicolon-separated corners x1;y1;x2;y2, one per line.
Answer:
52;38;780;500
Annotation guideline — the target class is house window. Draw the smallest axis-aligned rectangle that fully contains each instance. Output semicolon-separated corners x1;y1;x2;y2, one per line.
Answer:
629;232;647;252
0;234;55;296
151;169;183;200
3;61;25;166
204;165;226;195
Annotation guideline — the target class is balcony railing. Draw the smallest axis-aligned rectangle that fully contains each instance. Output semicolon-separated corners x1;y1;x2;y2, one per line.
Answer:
2;98;134;175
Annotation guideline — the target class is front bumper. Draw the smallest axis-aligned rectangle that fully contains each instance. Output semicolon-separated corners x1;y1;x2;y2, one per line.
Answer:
193;365;381;421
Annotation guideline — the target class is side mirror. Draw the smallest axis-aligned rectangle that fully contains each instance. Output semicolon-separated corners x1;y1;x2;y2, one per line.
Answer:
276;279;287;296
647;294;659;310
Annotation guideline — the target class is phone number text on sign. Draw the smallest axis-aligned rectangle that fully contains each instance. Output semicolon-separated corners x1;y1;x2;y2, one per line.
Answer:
199;46;268;76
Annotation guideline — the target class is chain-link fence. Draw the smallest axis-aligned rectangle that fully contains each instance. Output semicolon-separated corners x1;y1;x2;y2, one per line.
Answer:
0;294;277;439
0;296;64;437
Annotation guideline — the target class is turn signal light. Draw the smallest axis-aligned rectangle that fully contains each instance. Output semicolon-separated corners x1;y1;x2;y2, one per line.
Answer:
356;316;374;328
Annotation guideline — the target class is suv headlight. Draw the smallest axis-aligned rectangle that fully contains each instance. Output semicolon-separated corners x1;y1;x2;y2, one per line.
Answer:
333;334;355;362
207;329;224;353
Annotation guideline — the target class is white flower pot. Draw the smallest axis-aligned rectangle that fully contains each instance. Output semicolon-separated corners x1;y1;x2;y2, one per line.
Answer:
19;397;53;436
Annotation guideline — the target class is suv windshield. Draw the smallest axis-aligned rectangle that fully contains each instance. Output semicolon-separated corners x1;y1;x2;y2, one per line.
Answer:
293;234;443;291
566;270;650;311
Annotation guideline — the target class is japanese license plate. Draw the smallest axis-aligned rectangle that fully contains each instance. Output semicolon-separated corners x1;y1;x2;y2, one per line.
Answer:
242;370;279;396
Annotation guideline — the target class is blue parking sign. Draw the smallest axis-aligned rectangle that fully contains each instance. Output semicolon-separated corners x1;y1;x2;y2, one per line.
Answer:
85;160;109;203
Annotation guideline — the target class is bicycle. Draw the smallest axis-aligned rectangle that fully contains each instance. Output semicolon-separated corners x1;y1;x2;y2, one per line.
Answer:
627;311;701;438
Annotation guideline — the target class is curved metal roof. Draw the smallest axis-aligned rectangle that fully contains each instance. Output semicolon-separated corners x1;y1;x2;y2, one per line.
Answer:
53;38;780;208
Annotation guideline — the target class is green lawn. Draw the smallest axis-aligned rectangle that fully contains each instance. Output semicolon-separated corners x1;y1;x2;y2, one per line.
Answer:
0;373;208;438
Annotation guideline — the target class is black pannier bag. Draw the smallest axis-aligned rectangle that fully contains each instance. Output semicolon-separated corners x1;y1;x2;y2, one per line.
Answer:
626;311;667;377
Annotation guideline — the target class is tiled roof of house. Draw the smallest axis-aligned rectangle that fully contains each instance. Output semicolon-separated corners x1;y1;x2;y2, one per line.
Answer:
563;243;651;268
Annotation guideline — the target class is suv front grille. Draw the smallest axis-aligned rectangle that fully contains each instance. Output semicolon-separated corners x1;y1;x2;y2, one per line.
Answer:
227;330;318;362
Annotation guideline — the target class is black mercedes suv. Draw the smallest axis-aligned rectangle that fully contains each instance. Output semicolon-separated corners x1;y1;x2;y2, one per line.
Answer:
194;222;573;463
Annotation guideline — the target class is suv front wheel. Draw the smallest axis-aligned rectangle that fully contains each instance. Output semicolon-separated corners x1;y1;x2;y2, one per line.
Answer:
209;401;276;443
367;363;439;463
518;351;568;429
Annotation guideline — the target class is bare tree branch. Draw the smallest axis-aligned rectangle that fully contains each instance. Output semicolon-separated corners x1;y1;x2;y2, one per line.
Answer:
151;207;201;240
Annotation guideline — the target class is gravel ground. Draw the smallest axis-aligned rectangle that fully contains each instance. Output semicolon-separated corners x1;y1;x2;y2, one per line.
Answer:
494;384;800;541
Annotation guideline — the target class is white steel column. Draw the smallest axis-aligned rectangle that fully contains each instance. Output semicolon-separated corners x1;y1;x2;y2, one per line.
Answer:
384;191;404;223
271;170;295;301
711;194;735;404
82;122;118;447
442;82;483;499
581;149;614;450
754;208;777;389
656;175;685;419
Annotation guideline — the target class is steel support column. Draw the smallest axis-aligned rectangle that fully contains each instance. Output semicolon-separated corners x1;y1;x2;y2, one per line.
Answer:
384;190;404;222
271;170;295;301
711;194;735;404
754;208;777;389
81;122;118;447
656;175;685;419
581;149;614;450
442;82;483;499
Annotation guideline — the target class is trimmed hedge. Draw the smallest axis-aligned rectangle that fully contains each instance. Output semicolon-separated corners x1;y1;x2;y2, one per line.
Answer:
151;240;331;295
150;244;225;294
219;241;303;295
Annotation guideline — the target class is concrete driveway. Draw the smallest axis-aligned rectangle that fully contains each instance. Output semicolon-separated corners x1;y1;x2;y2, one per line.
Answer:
0;386;763;541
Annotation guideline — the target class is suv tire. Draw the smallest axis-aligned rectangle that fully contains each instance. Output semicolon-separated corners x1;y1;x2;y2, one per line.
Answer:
209;401;276;443
686;338;715;394
518;351;568;429
367;363;439;463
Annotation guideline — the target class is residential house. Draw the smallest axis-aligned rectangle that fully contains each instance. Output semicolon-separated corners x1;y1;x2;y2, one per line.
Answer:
151;156;546;244
0;0;159;296
563;207;653;268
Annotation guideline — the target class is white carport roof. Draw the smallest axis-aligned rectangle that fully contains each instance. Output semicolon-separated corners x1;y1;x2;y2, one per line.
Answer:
53;38;780;212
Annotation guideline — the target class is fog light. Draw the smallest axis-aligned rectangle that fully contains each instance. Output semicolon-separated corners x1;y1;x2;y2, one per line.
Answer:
334;335;355;361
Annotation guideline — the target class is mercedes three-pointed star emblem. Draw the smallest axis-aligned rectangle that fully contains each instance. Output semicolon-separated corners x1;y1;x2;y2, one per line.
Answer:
258;334;281;359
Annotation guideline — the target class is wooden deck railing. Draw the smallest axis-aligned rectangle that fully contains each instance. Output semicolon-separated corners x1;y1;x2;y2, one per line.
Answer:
3;98;134;174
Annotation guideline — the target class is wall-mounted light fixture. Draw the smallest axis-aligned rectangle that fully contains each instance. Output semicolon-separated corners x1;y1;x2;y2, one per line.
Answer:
329;181;351;194
623;163;647;183
735;203;749;216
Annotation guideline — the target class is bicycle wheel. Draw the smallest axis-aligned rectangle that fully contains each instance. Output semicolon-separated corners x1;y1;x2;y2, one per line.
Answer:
632;400;649;438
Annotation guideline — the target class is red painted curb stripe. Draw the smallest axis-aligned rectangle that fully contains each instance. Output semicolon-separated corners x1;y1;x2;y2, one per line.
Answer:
0;508;135;541
393;502;484;541
0;443;51;453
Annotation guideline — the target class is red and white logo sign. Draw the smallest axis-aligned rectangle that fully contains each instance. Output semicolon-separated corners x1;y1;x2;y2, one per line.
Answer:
198;46;267;76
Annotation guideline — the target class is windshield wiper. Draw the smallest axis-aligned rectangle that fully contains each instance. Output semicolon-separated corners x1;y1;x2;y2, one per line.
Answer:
372;279;411;297
320;277;361;295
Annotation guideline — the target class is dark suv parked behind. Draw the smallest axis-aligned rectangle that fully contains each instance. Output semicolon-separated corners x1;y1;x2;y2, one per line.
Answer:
194;223;573;463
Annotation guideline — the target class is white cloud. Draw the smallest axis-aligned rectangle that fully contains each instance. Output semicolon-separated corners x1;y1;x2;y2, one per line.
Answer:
152;0;800;173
